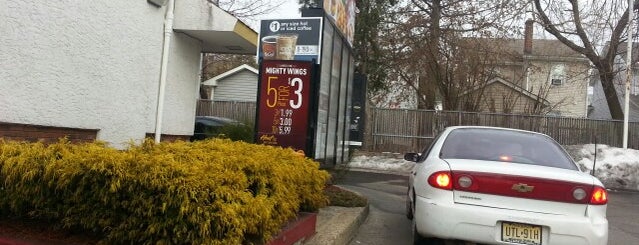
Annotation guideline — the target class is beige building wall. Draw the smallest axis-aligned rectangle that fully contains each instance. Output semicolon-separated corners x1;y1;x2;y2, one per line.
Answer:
526;59;590;117
486;57;589;117
494;63;526;87
467;82;539;114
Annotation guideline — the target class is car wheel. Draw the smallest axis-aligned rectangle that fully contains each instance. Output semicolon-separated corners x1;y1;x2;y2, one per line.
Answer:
406;189;414;220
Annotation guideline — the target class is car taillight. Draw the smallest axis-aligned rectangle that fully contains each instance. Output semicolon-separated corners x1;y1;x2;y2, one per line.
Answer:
428;171;452;190
590;186;608;205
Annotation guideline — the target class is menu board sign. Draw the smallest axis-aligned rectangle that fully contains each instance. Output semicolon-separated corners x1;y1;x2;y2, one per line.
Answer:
256;60;314;153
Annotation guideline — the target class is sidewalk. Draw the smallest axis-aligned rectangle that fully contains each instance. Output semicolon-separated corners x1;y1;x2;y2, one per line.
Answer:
304;205;369;245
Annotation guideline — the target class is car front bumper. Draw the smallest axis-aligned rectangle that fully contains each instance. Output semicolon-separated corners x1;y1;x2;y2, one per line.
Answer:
414;195;608;245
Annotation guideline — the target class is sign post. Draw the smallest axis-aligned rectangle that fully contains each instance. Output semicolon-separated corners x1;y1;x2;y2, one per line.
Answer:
255;60;314;154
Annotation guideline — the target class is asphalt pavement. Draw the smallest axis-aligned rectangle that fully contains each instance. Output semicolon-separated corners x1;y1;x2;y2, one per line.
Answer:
331;169;639;245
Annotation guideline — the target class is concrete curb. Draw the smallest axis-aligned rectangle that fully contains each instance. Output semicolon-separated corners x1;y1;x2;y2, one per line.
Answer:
304;205;370;245
267;212;317;245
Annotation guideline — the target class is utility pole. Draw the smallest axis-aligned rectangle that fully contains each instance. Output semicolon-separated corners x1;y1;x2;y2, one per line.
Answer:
623;0;634;149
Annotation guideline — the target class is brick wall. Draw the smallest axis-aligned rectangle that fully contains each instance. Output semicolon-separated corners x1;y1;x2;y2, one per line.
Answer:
0;122;193;144
0;122;98;143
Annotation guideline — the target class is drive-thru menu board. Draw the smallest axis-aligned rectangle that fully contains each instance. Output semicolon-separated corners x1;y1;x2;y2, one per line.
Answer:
256;60;313;153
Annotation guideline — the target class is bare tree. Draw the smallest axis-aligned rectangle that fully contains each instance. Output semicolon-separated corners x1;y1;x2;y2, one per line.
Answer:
201;54;257;81
209;0;285;20
457;48;548;115
533;0;637;119
377;0;527;110
297;0;321;9
379;0;528;110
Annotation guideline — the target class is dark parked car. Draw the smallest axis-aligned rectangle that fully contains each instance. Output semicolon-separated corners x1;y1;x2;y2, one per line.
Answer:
191;116;252;142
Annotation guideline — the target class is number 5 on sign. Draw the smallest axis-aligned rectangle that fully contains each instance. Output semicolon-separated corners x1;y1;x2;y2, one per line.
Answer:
266;76;278;108
289;77;303;109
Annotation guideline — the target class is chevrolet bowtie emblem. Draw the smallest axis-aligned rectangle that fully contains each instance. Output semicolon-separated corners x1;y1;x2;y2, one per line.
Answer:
512;183;535;193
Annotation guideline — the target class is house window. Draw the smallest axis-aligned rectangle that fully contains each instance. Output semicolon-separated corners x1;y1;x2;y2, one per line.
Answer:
549;64;565;85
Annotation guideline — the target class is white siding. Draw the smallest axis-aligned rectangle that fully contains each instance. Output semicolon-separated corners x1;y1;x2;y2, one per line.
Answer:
214;70;258;102
0;0;201;148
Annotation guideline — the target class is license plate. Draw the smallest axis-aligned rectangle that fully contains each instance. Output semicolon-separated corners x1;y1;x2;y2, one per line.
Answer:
501;222;542;245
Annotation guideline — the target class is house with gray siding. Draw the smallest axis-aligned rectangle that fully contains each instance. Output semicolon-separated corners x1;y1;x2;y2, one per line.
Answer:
588;43;639;122
202;64;259;102
0;0;257;147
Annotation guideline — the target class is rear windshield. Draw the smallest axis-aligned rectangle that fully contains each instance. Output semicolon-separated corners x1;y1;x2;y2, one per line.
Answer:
439;128;577;170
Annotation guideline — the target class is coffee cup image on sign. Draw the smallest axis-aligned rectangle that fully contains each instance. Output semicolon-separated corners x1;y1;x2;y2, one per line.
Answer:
275;34;298;60
261;36;278;60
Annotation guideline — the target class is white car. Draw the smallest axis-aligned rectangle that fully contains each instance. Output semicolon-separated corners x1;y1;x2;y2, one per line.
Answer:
405;126;608;245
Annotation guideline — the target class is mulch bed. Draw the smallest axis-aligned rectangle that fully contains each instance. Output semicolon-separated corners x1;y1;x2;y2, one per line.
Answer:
0;219;98;245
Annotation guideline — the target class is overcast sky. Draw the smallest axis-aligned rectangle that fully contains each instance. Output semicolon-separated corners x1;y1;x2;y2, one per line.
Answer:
242;0;301;30
267;0;301;19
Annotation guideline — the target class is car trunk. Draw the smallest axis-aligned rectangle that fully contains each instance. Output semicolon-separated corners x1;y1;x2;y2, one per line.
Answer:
444;159;596;217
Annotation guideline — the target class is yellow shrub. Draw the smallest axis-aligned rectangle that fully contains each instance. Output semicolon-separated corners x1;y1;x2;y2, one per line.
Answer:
0;138;329;244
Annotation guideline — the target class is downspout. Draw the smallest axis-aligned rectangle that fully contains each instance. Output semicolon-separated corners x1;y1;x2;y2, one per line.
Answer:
197;53;203;98
525;67;530;91
154;0;176;143
623;0;633;149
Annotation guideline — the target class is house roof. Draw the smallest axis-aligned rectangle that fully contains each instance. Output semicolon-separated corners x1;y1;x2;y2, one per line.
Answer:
597;93;639;122
460;77;551;106
613;42;639;63
588;73;612;120
201;64;258;86
462;38;587;62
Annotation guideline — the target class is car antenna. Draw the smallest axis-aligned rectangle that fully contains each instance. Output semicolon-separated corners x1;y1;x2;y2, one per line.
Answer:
591;136;597;176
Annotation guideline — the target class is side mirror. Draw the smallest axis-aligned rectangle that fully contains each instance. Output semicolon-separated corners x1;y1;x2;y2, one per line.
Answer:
404;153;420;162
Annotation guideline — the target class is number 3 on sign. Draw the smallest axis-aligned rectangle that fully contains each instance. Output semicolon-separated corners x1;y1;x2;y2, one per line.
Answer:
289;77;303;109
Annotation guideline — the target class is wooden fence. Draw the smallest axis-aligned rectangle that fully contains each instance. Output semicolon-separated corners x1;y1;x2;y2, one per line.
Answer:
369;108;639;153
196;100;256;124
196;100;639;153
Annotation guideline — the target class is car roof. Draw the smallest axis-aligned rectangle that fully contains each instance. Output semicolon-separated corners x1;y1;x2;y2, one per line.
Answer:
195;116;239;125
445;126;548;137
